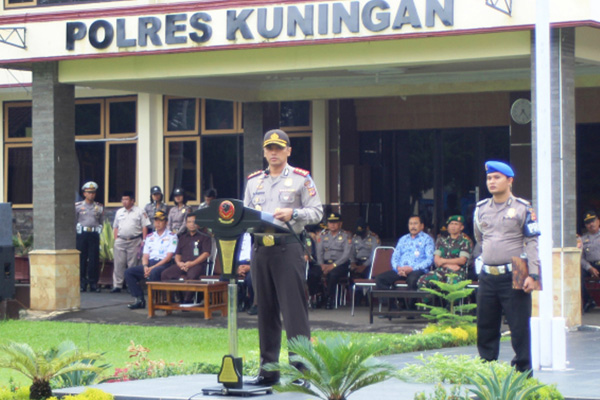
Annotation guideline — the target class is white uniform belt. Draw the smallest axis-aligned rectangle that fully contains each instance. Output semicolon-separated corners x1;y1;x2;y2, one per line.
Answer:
483;263;512;275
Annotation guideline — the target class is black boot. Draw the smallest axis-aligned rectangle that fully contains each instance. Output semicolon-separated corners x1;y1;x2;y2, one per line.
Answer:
128;297;145;309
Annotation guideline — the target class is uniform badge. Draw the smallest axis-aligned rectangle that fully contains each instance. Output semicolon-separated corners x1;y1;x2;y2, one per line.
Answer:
284;178;293;187
255;205;262;211
506;208;517;218
263;235;275;247
308;187;316;197
182;208;186;214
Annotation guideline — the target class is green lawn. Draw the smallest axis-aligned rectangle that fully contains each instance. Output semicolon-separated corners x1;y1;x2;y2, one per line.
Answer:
0;320;398;386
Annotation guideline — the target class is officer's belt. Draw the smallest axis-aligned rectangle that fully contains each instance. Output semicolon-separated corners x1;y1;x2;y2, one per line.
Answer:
255;234;296;247
592;261;600;268
118;235;142;241
483;263;512;275
81;227;97;233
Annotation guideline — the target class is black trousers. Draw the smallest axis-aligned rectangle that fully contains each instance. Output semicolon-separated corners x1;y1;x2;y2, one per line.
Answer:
375;269;426;290
124;259;170;298
252;242;309;381
477;272;532;373
77;232;100;287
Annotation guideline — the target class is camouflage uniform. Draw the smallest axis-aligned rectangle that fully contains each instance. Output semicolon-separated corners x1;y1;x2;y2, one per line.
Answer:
417;233;472;288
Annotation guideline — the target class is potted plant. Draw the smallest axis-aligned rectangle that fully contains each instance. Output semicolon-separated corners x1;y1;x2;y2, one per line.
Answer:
98;220;115;288
13;232;33;283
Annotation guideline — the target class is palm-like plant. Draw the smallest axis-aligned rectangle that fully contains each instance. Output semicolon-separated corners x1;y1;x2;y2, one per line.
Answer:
0;341;104;400
263;335;397;400
467;366;544;400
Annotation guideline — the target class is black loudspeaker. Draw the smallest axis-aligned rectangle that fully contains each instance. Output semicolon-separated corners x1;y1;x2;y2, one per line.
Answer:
0;203;15;301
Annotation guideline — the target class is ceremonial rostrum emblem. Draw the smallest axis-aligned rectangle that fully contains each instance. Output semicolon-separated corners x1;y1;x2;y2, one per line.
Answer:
218;200;235;224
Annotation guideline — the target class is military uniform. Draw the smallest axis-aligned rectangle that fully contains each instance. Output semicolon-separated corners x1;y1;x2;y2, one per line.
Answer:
167;205;192;234
580;229;600;309
75;199;104;291
474;194;540;373
417;233;472;288
113;206;150;289
314;228;352;305
244;162;323;383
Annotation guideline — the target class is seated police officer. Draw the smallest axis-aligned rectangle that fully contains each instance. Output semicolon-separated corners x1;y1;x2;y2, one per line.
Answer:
124;211;178;309
581;210;600;313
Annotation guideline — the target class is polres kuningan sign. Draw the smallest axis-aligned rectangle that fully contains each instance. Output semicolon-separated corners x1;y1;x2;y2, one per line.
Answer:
2;0;584;64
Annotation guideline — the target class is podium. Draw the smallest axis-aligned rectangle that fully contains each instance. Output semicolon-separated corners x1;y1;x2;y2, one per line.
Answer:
192;199;289;396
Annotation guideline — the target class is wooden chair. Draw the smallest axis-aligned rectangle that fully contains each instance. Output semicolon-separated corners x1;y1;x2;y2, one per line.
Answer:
350;246;394;316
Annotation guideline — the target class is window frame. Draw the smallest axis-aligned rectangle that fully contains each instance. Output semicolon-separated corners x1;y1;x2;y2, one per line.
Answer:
3;101;33;143
75;98;105;139
104;140;138;207
4;143;33;208
4;0;37;9
163;96;200;137
279;101;312;133
201;99;240;135
164;136;201;206
106;96;138;138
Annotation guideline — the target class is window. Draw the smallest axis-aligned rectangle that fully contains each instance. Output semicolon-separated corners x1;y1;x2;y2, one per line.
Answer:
77;142;105;202
107;97;137;137
4;144;33;207
165;138;200;204
4;0;37;9
280;101;311;132
202;135;244;199
164;97;199;135
203;99;236;133
75;99;104;138
106;142;137;205
3;102;32;142
289;136;311;172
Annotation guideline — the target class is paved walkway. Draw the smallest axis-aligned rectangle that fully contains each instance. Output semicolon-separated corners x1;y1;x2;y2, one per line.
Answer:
34;292;600;400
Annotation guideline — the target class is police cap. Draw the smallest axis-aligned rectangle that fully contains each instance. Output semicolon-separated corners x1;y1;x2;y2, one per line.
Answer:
485;161;514;177
355;217;367;232
82;181;98;192
263;129;290;148
327;212;342;222
584;211;598;223
154;210;167;221
151;186;162;195
172;187;185;197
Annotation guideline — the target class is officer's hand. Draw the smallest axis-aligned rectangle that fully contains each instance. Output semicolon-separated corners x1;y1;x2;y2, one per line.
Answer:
143;267;151;278
446;264;461;272
523;276;539;293
274;208;293;222
591;267;600;279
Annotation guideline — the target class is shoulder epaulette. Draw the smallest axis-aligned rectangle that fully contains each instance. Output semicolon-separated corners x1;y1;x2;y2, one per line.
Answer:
293;167;310;177
476;198;490;207
320;229;329;235
515;197;531;206
75;201;83;206
247;170;263;180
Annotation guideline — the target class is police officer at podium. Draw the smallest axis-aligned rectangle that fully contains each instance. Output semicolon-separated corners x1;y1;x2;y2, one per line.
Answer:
76;181;104;292
243;129;323;387
474;161;540;374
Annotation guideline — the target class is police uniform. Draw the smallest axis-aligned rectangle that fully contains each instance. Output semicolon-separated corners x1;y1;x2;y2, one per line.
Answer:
75;183;104;292
315;220;352;308
580;211;600;311
167;205;192;234
474;161;540;373
113;205;151;290
351;229;381;278
244;129;323;385
144;202;168;229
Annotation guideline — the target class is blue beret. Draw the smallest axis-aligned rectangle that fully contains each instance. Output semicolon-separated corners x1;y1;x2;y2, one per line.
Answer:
485;161;514;177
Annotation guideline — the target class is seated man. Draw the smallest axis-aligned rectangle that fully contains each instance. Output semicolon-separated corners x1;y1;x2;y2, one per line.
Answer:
124;211;177;309
314;212;352;310
350;218;381;306
375;215;434;299
417;215;473;289
581;211;600;313
161;214;212;303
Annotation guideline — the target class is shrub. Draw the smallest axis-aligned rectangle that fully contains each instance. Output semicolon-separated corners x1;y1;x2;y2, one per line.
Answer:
48;389;113;400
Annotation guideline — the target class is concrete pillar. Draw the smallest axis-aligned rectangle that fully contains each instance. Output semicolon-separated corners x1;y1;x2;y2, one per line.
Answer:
531;28;579;328
243;102;264;178
29;62;79;311
311;100;328;205
138;93;164;196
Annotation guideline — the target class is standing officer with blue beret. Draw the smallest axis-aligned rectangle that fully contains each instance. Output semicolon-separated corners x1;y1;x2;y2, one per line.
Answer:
474;161;540;374
244;129;323;387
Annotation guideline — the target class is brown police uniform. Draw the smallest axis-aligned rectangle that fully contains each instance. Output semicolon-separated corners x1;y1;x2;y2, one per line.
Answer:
244;163;323;382
167;204;192;234
474;195;540;373
580;229;600;307
315;228;352;306
75;199;104;290
144;202;168;228
113;206;150;289
351;230;381;277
